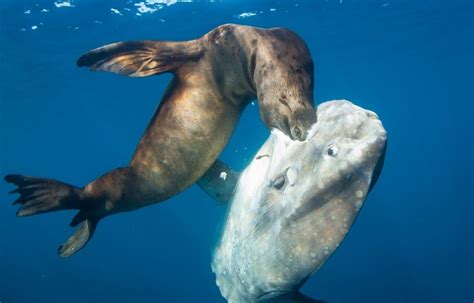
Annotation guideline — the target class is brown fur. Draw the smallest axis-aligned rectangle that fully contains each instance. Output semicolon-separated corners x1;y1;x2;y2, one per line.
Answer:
5;24;316;257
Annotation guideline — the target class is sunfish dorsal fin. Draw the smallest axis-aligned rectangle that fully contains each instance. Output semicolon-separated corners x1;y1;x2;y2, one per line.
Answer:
197;160;240;204
77;40;203;77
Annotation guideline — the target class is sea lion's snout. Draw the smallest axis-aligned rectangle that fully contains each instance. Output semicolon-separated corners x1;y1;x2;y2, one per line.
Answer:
290;108;317;141
273;110;316;141
291;126;303;141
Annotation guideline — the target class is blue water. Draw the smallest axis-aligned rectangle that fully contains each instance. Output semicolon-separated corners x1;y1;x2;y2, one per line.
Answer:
0;0;472;302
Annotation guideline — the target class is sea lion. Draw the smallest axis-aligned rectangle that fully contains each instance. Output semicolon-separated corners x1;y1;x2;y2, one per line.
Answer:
198;100;387;302
5;24;316;257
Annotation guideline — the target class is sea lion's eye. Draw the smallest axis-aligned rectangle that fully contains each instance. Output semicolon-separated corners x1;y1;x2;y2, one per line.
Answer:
327;145;338;157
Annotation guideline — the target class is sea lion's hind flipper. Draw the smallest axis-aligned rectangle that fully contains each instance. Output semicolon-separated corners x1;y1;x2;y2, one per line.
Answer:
76;40;203;77
58;217;98;258
4;174;82;217
197;160;240;204
5;174;99;257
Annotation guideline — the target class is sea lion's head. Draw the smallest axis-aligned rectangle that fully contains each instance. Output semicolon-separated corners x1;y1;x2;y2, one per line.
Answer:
202;24;316;141
252;27;317;141
259;99;316;142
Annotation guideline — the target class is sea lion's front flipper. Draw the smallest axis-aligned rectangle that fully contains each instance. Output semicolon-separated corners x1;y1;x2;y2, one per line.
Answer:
76;40;203;77
58;218;98;258
197;160;240;204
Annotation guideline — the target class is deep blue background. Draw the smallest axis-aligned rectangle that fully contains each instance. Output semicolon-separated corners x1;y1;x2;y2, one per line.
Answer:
0;0;472;302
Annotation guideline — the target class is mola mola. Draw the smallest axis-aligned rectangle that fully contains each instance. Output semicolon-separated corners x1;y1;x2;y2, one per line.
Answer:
198;100;387;302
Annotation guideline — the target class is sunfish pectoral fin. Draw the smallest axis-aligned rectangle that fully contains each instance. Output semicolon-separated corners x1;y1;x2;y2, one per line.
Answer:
197;159;240;204
76;40;203;77
58;217;98;258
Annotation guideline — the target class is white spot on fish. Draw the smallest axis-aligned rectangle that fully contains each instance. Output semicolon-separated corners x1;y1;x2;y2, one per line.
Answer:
219;171;227;181
356;190;363;198
339;162;348;170
353;147;363;159
310;252;316;258
355;200;363;210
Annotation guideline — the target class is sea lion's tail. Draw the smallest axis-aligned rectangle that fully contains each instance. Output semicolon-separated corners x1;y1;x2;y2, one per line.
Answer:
76;39;204;77
4;174;97;257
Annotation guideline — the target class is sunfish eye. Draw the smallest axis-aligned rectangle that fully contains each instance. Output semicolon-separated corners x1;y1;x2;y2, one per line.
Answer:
270;175;285;190
327;145;338;157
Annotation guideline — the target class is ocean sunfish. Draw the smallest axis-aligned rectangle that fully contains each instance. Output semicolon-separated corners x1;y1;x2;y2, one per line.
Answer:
198;100;387;302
